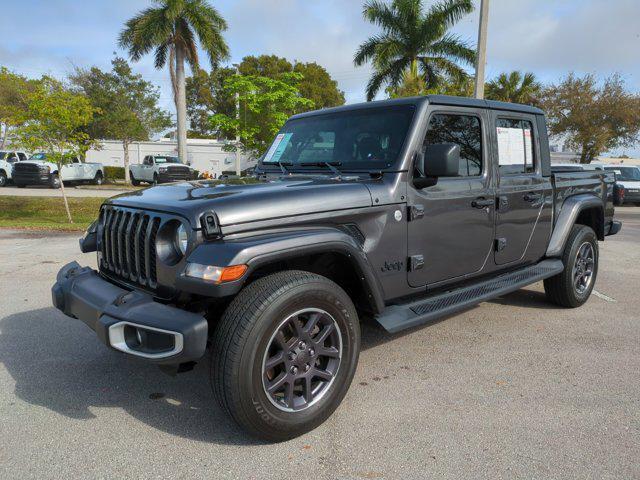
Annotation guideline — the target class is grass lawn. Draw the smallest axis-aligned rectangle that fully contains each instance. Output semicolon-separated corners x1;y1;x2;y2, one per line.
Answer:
0;196;104;231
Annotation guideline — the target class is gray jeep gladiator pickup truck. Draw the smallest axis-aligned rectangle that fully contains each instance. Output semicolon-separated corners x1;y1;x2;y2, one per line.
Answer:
52;95;621;441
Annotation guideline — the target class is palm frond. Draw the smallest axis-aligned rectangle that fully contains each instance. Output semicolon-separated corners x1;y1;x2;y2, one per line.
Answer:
428;33;476;65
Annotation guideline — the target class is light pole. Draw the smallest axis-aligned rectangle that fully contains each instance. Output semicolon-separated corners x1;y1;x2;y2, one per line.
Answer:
233;63;241;177
473;0;490;99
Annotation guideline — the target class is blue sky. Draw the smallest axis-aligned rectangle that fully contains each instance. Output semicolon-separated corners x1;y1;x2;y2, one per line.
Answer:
2;0;640;153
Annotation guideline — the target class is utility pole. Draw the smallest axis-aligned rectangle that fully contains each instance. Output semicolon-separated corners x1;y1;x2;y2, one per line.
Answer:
473;0;490;99
233;63;241;177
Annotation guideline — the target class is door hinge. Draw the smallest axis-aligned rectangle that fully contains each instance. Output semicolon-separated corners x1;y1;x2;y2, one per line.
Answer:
495;238;507;252
409;255;424;271
408;204;425;221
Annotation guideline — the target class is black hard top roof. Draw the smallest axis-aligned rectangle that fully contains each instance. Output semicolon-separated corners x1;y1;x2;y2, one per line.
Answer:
290;94;544;120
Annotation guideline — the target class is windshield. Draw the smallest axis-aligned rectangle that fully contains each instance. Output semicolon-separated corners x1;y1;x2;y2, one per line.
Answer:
262;105;416;170
605;166;640;181
155;156;181;164
30;153;47;160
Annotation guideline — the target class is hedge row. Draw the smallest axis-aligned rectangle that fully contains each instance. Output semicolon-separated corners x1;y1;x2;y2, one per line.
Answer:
104;166;125;180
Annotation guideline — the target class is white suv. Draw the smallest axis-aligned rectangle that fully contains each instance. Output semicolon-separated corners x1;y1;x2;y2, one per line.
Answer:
0;150;29;187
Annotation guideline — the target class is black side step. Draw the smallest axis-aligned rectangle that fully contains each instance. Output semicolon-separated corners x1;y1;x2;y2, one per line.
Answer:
375;259;564;333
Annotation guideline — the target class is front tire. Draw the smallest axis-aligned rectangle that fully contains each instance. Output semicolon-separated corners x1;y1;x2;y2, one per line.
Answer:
50;174;61;189
211;270;360;442
544;225;598;307
0;171;7;187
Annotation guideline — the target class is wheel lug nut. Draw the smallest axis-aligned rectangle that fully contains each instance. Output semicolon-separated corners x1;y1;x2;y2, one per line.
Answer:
309;349;315;356
290;366;298;375
304;363;310;372
299;341;306;350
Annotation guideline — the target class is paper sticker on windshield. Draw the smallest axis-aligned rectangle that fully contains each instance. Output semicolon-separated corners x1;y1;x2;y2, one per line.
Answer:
264;133;292;163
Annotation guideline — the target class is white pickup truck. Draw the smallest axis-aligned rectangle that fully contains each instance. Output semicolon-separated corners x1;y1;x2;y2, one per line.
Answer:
0;150;29;187
129;155;195;185
12;153;105;189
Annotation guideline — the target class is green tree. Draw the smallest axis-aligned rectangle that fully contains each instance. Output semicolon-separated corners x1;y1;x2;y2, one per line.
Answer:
485;71;542;105
15;78;97;223
71;56;172;183
0;68;36;148
119;0;229;164
238;55;345;108
542;74;640;164
354;0;475;101
210;73;313;156
186;66;236;137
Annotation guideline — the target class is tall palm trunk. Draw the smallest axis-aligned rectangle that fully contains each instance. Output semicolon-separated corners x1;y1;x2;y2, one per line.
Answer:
174;46;188;163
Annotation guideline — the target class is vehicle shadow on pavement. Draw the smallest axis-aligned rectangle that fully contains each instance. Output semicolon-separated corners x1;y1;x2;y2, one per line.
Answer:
0;307;262;446
488;288;565;310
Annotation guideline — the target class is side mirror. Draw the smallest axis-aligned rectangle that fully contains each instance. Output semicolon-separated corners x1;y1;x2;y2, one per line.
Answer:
414;143;460;188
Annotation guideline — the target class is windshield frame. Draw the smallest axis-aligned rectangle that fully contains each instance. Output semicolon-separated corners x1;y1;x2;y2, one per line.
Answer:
259;104;418;173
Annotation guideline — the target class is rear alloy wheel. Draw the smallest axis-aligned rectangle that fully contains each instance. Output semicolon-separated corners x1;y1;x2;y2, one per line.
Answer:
545;224;598;307
0;171;7;187
211;270;360;442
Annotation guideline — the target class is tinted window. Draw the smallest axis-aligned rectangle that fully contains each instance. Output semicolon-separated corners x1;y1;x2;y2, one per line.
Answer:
18;153;27;161
263;105;415;169
423;113;483;177
496;118;535;175
154;156;181;164
604;166;640;181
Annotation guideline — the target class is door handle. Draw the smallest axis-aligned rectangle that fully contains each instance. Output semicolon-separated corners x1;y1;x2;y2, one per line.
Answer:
471;197;494;209
523;192;542;202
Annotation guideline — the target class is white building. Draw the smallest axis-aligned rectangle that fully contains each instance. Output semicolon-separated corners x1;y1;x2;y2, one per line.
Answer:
85;138;257;177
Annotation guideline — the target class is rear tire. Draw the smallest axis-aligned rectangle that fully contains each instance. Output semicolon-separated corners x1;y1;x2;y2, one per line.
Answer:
211;270;360;442
544;225;598;308
130;172;140;186
93;172;103;185
152;173;158;185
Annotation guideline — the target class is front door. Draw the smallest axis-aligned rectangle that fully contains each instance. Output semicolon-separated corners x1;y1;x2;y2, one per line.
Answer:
408;108;495;288
491;113;550;265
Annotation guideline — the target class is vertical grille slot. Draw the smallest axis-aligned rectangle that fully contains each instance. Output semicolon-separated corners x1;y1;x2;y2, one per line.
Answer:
99;206;163;291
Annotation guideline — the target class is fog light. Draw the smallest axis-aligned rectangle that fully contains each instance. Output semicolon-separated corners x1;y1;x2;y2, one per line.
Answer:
185;263;247;283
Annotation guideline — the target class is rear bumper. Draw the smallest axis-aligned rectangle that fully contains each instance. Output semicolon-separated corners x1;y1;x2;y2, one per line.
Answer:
52;261;208;364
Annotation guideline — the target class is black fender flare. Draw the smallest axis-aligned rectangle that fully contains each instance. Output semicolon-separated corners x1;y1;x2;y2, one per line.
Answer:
547;193;604;257
177;227;386;313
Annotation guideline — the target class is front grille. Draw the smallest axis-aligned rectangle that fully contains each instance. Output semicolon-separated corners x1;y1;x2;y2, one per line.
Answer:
100;206;160;289
14;163;42;173
167;166;189;174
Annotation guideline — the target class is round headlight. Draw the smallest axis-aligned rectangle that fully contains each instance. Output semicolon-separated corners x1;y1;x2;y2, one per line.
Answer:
175;224;188;255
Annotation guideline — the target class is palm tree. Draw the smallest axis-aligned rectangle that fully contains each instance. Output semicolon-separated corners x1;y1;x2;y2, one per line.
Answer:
485;71;542;105
354;0;476;101
119;0;229;163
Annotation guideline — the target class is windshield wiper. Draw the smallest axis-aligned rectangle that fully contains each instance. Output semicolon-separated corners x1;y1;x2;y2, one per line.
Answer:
276;160;293;175
300;161;343;177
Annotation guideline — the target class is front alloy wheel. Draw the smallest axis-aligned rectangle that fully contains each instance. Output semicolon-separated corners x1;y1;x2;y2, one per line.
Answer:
211;270;360;442
262;308;342;412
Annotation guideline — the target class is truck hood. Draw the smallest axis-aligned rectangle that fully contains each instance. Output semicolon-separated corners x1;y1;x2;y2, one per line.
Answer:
107;177;374;228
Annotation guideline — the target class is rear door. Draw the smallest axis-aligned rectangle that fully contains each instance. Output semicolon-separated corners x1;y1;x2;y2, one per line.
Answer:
491;112;551;265
407;107;496;287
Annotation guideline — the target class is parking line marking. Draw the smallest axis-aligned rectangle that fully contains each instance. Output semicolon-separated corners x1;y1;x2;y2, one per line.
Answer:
592;290;616;302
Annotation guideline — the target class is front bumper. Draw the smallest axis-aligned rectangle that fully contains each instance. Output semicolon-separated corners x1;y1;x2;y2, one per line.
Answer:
157;172;193;183
12;171;51;185
52;261;208;364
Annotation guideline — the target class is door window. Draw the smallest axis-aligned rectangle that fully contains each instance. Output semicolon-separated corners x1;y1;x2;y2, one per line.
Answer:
496;119;535;175
424;113;483;177
18;153;27;161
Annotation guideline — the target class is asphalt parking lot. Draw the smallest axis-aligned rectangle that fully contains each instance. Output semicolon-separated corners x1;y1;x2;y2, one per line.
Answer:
0;209;638;480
